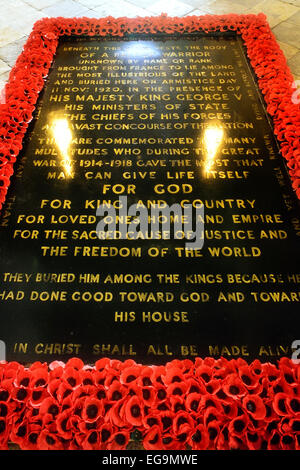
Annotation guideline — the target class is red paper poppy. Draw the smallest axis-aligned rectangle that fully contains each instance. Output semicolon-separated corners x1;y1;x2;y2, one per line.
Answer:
273;393;291;417
99;422;114;447
173;410;194;435
188;424;210;450
62;366;81;389
120;365;142;385
166;382;187;398
12;386;30;403
137;386;156;407
162;366;185;386
142;412;161;430
185;392;202;413
37;429;64;450
267;429;282;450
137;367;153;387
160;433;182;450
82;397;103;423
123;396;143;427
195;364;214;384
143;424;163;450
82;430;101;450
56;409;73;440
30;367;48;388
242;395;267;420
107;381;127;402
106;400;127;428
228;414;249;438
223;375;248;399
39;396;60;419
106;430;129;450
169;395;185;413
29;387;49;407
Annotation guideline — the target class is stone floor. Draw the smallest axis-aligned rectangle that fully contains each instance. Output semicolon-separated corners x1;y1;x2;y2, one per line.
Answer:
0;0;299;89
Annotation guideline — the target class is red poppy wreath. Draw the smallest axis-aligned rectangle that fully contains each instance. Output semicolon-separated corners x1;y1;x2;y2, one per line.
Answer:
0;357;300;450
0;14;300;451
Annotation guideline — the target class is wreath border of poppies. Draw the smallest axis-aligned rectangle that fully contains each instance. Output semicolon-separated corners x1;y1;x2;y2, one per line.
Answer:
0;14;299;451
0;12;300;210
1;357;300;450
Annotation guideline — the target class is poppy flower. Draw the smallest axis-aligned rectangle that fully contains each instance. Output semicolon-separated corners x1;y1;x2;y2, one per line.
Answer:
137;367;153;387
66;357;84;370
81;430;100;450
30;367;48;388
159;410;175;433
79;369;95;386
221;399;238;419
173;410;194;435
106;430;129;450
120;365;141;385
30;387;49;407
93;370;106;387
82;397;103;423
137;386;156;407
0;417;9;449
142;412;160;430
161;433;182;450
280;433;295;450
188;424;209;450
14;368;31;388
10;419;29;448
204;379;221;395
185;392;202;413
56;409;73;440
49;366;64;381
195;364;214;384
262;363;281;383
169;395;185;413
215;426;230;450
143;425;163;450
72;385;97;402
280;365;297;387
99;423;114;447
273;393;291;417
162;366;185;386
95;358;111;372
22;423;42;450
267;429;282;450
185;378;206;395
105;400;126;428
12;386;30;403
238;366;259;389
56;381;73;402
155;385;168;403
0;379;13;402
103;370;121;388
39;397;60;418
107;381;127;402
151;365;166;386
223;375;247;399
203;406;223;428
123;396;143;427
200;395;223;413
166;382;187;398
37;429;64;450
63;366;81;389
228;414;249;438
242;395;266;420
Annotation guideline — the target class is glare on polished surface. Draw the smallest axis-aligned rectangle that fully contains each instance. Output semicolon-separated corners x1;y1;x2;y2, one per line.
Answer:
118;41;162;59
202;125;225;176
51;118;74;178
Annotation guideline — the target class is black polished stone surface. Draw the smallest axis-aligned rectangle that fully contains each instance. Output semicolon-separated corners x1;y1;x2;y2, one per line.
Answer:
0;34;299;364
